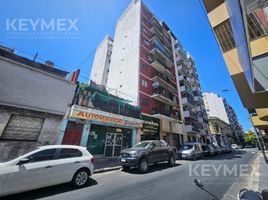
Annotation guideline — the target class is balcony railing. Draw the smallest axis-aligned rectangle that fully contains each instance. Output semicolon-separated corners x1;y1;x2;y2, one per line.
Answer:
185;125;200;133
151;88;177;106
152;75;177;93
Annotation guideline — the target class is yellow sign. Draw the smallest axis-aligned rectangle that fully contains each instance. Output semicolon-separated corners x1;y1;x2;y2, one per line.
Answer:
70;106;143;128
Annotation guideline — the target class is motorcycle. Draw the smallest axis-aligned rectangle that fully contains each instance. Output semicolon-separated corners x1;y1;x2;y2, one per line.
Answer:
194;179;268;200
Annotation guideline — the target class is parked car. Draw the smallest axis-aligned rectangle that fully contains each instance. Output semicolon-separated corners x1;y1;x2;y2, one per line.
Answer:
201;145;212;157
231;144;238;149
179;142;204;160
208;145;217;156
211;145;221;155
202;144;217;157
0;145;95;197
120;140;177;173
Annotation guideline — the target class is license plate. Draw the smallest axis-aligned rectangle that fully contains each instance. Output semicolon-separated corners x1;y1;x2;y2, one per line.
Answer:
121;159;126;162
182;155;186;158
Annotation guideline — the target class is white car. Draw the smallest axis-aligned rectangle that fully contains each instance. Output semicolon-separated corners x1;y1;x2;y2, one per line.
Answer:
0;145;95;197
231;144;238;149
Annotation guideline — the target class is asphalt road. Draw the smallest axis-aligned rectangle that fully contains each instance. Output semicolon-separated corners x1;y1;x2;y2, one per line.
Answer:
3;149;259;200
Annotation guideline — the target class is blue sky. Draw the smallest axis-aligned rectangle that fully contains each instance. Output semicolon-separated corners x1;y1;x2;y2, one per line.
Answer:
0;0;251;131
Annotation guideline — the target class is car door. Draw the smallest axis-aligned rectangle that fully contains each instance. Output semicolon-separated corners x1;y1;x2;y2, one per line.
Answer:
3;148;56;196
158;141;169;161
149;142;160;163
50;148;83;185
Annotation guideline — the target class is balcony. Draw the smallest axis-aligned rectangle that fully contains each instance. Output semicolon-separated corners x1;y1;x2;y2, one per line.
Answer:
151;89;177;106
198;117;204;123
196;106;201;112
178;74;184;81
180;85;186;92
185;125;200;134
181;96;195;107
150;46;173;68
200;129;207;135
152;75;177;93
194;96;202;102
183;110;197;120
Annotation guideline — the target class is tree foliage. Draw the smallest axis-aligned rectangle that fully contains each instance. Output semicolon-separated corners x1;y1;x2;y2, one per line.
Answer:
243;131;257;145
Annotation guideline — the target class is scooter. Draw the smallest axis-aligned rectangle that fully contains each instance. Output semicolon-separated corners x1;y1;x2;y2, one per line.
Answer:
194;179;268;200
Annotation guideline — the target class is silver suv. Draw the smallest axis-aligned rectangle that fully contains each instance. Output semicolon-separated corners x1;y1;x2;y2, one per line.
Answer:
179;142;204;160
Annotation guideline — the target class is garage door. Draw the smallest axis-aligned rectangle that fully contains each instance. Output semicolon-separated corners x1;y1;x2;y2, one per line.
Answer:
2;115;44;141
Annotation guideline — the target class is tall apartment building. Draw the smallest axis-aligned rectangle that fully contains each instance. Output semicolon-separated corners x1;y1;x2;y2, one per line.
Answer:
105;0;185;148
202;0;268;135
203;92;243;144
173;40;210;144
223;99;244;143
90;0;212;147
90;35;113;86
203;92;229;124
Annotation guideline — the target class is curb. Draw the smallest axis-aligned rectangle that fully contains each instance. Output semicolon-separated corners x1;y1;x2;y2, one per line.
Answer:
94;166;121;174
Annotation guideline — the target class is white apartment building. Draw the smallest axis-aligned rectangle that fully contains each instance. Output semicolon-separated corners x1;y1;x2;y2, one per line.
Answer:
203;92;229;124
90;35;113;87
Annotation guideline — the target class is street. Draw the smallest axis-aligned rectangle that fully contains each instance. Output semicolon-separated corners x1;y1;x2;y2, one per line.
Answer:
4;149;259;200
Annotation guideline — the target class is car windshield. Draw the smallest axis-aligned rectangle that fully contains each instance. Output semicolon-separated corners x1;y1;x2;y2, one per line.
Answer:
182;144;193;150
133;141;152;148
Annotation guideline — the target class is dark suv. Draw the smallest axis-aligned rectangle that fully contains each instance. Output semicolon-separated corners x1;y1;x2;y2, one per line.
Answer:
120;140;177;173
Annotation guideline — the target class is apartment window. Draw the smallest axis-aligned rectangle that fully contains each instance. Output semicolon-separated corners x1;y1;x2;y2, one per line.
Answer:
142;98;149;106
214;19;236;52
247;13;266;40
143;27;148;34
144;38;150;47
141;79;148;87
142;63;148;71
147;55;153;62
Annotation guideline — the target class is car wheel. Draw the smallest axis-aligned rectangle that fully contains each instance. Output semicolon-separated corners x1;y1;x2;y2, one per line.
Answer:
122;166;130;171
72;169;89;187
138;158;149;173
168;155;175;167
201;154;205;159
192;155;196;161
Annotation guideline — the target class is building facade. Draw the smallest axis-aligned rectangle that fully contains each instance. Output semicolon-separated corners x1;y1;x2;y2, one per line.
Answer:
0;47;76;161
202;0;268;135
105;0;184;149
208;117;232;148
203;92;229;124
90;35;113;87
203;92;243;144
173;39;211;144
57;82;144;157
223;99;244;143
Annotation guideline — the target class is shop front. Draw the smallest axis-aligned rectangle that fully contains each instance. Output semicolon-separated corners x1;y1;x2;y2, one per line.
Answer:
59;105;143;157
140;114;160;141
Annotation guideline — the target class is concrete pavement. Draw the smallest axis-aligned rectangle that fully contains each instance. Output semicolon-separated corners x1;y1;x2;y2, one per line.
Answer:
4;149;260;200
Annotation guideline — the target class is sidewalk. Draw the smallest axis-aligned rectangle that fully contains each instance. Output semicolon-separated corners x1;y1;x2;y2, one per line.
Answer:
94;157;121;173
256;151;268;192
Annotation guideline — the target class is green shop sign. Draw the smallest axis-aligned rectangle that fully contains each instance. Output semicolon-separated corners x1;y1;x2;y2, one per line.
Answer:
142;115;159;131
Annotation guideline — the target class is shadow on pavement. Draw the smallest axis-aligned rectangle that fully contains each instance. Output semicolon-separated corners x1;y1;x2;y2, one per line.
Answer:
123;162;181;175
1;178;98;200
203;150;247;161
